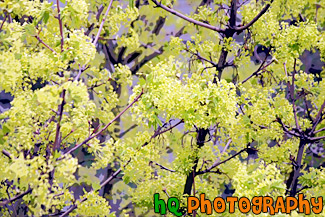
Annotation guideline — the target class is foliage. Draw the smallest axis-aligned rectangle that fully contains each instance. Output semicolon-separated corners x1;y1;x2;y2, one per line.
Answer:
0;0;325;216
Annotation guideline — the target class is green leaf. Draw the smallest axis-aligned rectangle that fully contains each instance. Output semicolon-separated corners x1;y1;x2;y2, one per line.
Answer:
24;25;36;36
123;175;130;184
129;0;134;7
53;150;61;160
15;53;22;60
43;11;50;24
59;0;66;4
139;77;146;86
2;124;11;134
92;181;101;191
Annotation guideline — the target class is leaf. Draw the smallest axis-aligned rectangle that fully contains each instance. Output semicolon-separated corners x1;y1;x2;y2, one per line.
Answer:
53;150;61;160
123;175;130;184
59;0;66;4
129;0;134;8
2;124;11;134
43;11;50;24
15;53;22;60
24;25;36;36
139;77;146;86
92;181;101;191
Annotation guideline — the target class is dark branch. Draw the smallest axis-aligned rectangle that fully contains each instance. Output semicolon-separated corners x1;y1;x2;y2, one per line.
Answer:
232;0;274;31
0;188;32;207
150;161;176;172
151;0;225;33
241;59;274;84
61;89;143;158
52;89;66;153
197;147;248;175
56;0;64;51
2;149;12;159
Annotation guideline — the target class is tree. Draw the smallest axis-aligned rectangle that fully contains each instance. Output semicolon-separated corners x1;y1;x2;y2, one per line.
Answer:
0;0;325;216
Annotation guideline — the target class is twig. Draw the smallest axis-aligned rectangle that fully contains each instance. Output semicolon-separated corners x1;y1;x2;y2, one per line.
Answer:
152;119;183;138
93;0;114;46
74;64;85;82
2;149;12;159
186;49;218;67
0;13;7;32
197;139;231;174
100;165;125;188
60;160;130;217
61;89;144;158
314;127;325;134
241;60;274;84
0;188;32;207
34;35;58;54
74;0;113;81
311;100;325;134
232;0;274;31
290;59;300;131
151;0;225;33
150;161;175;172
52;89;66;153
56;0;64;51
197;147;247;175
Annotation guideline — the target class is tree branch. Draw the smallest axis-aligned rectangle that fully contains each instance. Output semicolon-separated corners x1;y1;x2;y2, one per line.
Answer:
35;35;58;54
311;100;325;133
56;0;64;52
151;0;225;33
0;13;7;32
197;147;250;175
2;149;12;159
152;119;183;138
241;59;274;84
199;139;231;173
150;161;176;172
93;0;114;46
310;135;325;142
314;127;325;134
232;0;274;31
60;160;130;217
0;188;32;207
276;117;301;137
61;89;144;158
52;89;66;153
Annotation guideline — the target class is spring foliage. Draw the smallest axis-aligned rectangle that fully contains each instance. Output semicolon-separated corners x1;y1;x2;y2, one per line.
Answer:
0;0;325;216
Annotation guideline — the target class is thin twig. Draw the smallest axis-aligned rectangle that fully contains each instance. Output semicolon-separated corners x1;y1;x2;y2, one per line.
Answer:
93;0;114;46
290;59;300;131
151;161;175;172
151;0;225;33
232;0;274;31
0;13;7;32
197;139;231;174
2;149;12;159
34;35;58;54
60;160;130;217
53;89;66;153
197;145;248;175
241;60;274;84
311;100;325;134
314;127;325;134
0;188;32;207
56;0;64;51
61;89;144;158
152;119;183;138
